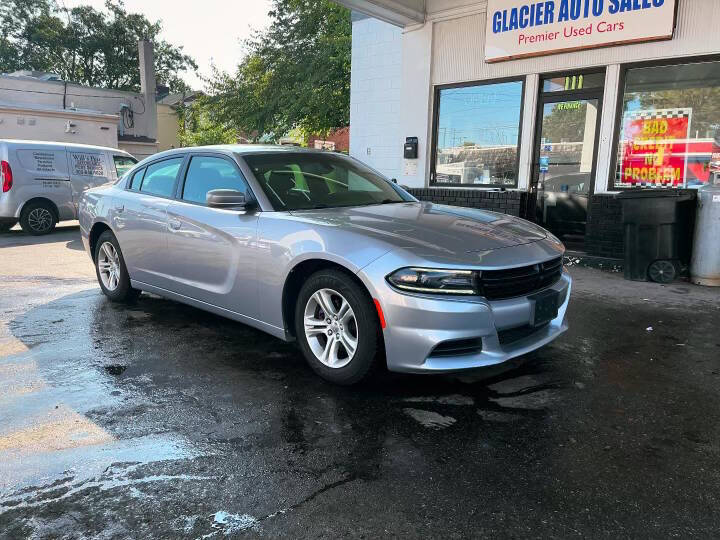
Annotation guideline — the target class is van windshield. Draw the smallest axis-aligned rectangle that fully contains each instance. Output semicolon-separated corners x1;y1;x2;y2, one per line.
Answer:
243;153;411;211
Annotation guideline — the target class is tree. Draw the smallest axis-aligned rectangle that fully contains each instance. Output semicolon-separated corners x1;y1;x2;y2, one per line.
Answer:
206;0;351;141
541;102;588;143
631;87;720;138
177;98;236;147
0;0;196;93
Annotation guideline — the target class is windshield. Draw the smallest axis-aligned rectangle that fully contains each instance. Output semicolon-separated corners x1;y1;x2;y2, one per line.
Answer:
244;152;411;210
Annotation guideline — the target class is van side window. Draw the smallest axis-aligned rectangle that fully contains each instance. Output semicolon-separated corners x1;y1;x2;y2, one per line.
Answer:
114;155;137;178
129;168;145;190
139;158;183;198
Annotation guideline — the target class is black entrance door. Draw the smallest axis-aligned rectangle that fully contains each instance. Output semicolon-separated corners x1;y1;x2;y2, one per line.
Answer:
530;73;604;247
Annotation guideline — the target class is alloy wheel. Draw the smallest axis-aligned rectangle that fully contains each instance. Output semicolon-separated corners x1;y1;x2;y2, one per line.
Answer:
303;288;358;368
97;241;121;291
28;208;53;233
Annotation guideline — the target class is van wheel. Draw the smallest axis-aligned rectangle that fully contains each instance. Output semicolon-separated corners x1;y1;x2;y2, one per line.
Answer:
94;230;141;303
20;201;57;235
295;270;381;385
0;220;16;233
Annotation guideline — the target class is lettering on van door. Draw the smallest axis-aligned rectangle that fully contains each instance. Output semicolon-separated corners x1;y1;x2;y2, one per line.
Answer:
33;151;57;172
70;152;106;177
41;180;64;189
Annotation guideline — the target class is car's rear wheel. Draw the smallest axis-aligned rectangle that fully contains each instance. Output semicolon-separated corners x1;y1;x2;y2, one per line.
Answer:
20;201;56;235
94;230;140;303
295;270;381;385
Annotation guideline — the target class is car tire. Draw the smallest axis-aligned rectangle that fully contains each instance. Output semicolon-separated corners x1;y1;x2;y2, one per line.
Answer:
94;230;141;303
295;269;381;385
20;201;57;235
0;220;16;233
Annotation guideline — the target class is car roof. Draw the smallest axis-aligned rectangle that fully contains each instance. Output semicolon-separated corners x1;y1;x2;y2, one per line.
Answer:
0;139;134;156
146;144;346;161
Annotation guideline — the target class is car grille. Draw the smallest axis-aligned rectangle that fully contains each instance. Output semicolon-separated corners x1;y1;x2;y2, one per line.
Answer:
497;323;548;345
479;257;563;300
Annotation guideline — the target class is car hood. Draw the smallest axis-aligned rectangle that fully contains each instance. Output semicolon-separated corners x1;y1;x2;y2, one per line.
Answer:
289;201;549;257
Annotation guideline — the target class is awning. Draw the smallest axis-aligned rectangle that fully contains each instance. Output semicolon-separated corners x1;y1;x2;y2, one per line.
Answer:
335;0;425;26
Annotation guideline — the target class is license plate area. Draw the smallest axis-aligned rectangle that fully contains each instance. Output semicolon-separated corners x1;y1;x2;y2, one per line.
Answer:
530;289;559;327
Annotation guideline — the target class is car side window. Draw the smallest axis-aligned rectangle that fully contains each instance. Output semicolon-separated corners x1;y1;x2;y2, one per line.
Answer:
139;158;183;198
129;167;145;190
182;156;250;205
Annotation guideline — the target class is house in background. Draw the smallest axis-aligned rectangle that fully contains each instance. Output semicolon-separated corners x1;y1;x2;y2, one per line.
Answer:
156;91;203;152
0;40;160;160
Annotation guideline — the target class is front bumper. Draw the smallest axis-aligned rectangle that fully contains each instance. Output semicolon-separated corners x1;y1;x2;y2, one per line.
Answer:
359;253;571;374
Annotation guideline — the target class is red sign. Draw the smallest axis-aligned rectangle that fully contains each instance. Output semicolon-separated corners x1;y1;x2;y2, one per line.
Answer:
619;110;691;187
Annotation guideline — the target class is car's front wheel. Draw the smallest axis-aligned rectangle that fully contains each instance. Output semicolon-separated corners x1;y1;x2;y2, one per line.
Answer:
94;230;140;303
295;270;381;385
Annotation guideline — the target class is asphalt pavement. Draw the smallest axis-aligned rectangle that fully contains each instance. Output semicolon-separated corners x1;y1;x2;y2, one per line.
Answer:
1;223;719;538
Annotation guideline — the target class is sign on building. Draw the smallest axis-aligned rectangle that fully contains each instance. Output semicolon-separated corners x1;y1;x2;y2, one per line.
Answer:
618;108;691;187
485;0;677;62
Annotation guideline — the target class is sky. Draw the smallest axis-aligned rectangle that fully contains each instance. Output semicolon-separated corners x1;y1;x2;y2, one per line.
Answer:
63;0;273;90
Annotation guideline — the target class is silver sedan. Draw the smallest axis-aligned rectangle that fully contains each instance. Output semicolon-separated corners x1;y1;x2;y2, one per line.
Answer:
79;146;570;385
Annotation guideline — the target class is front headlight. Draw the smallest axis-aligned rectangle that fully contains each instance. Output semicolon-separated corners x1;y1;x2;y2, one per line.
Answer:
386;267;479;295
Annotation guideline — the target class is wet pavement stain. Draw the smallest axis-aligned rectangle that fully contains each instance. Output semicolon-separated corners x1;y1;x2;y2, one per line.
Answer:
0;248;719;537
104;365;127;376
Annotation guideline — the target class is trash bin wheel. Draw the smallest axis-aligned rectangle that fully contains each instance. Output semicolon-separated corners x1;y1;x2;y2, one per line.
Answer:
648;260;678;284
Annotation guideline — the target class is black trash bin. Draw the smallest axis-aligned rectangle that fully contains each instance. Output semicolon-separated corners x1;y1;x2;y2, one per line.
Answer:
617;189;696;283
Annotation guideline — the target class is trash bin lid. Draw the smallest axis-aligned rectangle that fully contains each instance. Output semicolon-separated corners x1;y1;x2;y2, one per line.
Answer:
617;188;696;200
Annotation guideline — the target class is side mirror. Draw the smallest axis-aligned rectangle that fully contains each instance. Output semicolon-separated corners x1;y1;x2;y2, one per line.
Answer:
206;189;250;209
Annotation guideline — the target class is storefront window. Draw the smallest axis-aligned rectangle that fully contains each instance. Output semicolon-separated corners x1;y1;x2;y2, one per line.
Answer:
432;79;523;187
614;61;720;189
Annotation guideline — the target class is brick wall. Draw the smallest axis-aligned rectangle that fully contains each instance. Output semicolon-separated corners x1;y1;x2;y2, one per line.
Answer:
308;127;350;152
407;188;528;217
585;194;624;259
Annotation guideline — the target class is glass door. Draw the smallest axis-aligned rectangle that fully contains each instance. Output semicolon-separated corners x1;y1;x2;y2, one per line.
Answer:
531;72;604;247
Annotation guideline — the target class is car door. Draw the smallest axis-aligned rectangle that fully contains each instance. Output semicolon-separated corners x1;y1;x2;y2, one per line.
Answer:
14;146;73;220
165;154;259;318
113;156;184;289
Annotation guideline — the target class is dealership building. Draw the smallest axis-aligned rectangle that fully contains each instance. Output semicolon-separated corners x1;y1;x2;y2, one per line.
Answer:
338;0;719;259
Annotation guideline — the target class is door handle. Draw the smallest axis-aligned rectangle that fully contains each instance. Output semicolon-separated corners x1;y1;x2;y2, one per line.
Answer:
116;204;125;213
168;218;182;230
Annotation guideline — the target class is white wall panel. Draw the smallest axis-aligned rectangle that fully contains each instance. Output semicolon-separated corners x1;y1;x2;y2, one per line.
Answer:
349;17;403;180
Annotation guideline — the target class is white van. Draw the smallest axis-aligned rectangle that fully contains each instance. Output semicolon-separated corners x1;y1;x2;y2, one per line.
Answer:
0;139;137;235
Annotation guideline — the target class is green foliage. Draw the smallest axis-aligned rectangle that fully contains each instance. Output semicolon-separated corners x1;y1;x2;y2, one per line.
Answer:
630;87;720;137
206;0;351;140
177;99;236;147
0;0;196;92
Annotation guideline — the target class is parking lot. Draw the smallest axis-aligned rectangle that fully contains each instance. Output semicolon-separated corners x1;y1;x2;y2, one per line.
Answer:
1;224;720;538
